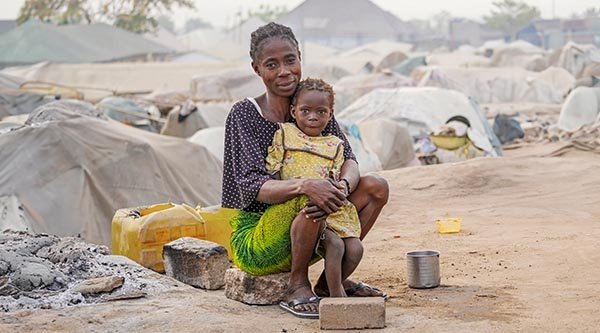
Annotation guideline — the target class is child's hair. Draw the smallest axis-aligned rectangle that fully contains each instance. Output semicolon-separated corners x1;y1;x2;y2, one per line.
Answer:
291;77;335;109
250;22;299;62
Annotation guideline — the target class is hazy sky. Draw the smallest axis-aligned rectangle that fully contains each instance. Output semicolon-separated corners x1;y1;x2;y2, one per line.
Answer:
1;0;599;28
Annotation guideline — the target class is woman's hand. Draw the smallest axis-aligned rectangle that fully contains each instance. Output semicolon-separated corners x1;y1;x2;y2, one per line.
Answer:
301;179;347;215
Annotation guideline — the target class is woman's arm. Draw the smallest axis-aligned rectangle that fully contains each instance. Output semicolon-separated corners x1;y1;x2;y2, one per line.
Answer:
257;178;346;214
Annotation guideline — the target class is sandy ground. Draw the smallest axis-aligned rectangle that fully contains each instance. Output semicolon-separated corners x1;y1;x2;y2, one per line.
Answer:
1;142;599;332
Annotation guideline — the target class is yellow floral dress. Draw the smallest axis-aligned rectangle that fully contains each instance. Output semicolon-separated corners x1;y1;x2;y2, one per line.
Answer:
266;123;361;238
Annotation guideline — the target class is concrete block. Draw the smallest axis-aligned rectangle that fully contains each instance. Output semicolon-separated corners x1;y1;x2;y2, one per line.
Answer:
163;237;230;290
319;297;386;330
224;267;289;305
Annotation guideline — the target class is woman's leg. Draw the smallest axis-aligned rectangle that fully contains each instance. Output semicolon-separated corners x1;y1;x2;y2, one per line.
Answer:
321;229;346;297
314;174;389;295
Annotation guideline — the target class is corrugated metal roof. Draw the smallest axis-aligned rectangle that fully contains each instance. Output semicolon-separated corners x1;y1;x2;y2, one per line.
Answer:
0;21;172;65
278;0;409;38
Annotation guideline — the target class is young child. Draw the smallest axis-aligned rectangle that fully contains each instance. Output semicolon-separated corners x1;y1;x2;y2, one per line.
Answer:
266;77;362;297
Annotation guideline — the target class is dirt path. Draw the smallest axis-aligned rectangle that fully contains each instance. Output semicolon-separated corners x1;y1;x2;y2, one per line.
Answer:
2;147;599;332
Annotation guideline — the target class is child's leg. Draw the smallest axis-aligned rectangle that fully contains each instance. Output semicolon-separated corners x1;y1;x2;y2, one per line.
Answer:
321;228;346;297
341;237;364;282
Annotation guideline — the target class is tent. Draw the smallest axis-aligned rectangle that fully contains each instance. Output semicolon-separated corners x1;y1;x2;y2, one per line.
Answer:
188;127;226;163
334;71;414;111
358;119;417;170
414;66;574;104
557;87;600;131
190;68;263;102
1;62;238;101
337;87;502;156
302;63;351;84
0;100;222;246
426;53;490;68
552;42;600;78
324;40;412;73
0;21;172;67
161;101;232;138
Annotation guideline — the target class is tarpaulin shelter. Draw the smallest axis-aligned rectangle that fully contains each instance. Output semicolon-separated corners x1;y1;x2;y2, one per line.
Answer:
0;100;222;246
337;87;502;156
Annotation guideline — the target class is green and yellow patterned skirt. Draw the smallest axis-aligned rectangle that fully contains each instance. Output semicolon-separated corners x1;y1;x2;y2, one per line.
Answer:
229;195;321;276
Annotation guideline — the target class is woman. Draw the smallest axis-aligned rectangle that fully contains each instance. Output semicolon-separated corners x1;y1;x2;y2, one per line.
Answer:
222;22;389;318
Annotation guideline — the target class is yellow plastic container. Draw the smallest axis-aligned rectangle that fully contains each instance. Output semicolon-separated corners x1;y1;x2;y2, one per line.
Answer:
197;205;237;259
111;203;206;272
436;218;462;234
429;135;469;150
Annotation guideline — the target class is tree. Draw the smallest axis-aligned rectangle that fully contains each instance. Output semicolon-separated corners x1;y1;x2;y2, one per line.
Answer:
582;7;600;18
17;0;194;33
183;17;213;33
484;0;541;40
156;14;175;32
241;4;287;24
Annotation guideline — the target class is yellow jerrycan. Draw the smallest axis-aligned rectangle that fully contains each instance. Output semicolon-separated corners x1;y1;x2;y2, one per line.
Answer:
111;203;206;272
196;205;237;259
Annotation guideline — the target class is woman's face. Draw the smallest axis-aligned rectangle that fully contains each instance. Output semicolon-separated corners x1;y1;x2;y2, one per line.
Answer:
252;38;301;98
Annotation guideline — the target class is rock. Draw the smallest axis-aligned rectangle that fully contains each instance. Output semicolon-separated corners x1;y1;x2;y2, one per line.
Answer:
163;237;230;290
224;268;290;305
0;259;9;275
319;297;386;330
0;276;19;296
101;290;146;302
13;261;57;291
72;276;124;295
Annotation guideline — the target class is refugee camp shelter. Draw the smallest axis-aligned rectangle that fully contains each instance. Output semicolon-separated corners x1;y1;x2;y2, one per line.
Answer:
0;21;173;68
0;100;223;246
278;0;413;49
337;87;502;156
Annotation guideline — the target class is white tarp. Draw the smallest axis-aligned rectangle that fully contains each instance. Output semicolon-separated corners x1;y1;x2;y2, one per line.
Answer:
553;42;600;78
557;87;600;131
358;119;416;170
161;101;232;138
414;66;574;104
190;68;263;102
0;101;223;246
337;87;501;156
188;127;225;163
334;71;413;111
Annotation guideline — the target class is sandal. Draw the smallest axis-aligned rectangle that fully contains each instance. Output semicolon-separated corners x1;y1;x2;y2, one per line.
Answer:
279;296;320;319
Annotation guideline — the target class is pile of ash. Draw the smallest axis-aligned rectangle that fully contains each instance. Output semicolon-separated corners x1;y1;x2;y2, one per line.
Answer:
0;230;179;312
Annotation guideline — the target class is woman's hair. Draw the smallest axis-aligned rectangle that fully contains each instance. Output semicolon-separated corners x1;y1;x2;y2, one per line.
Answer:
292;77;335;109
250;22;299;62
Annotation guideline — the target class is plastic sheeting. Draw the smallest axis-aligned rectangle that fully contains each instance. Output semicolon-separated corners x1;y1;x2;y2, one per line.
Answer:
161;102;232;138
337;87;501;156
0;101;223;246
188;127;226;163
558;87;600;131
334;71;414;111
414;66;574;104
337;120;382;174
358;119;416;170
190;69;263;102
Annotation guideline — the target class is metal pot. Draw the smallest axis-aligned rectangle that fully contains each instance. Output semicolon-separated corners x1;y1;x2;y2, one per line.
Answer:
406;250;440;289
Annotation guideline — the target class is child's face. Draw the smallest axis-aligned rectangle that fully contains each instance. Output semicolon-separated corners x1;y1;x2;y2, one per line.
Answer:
291;89;333;137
